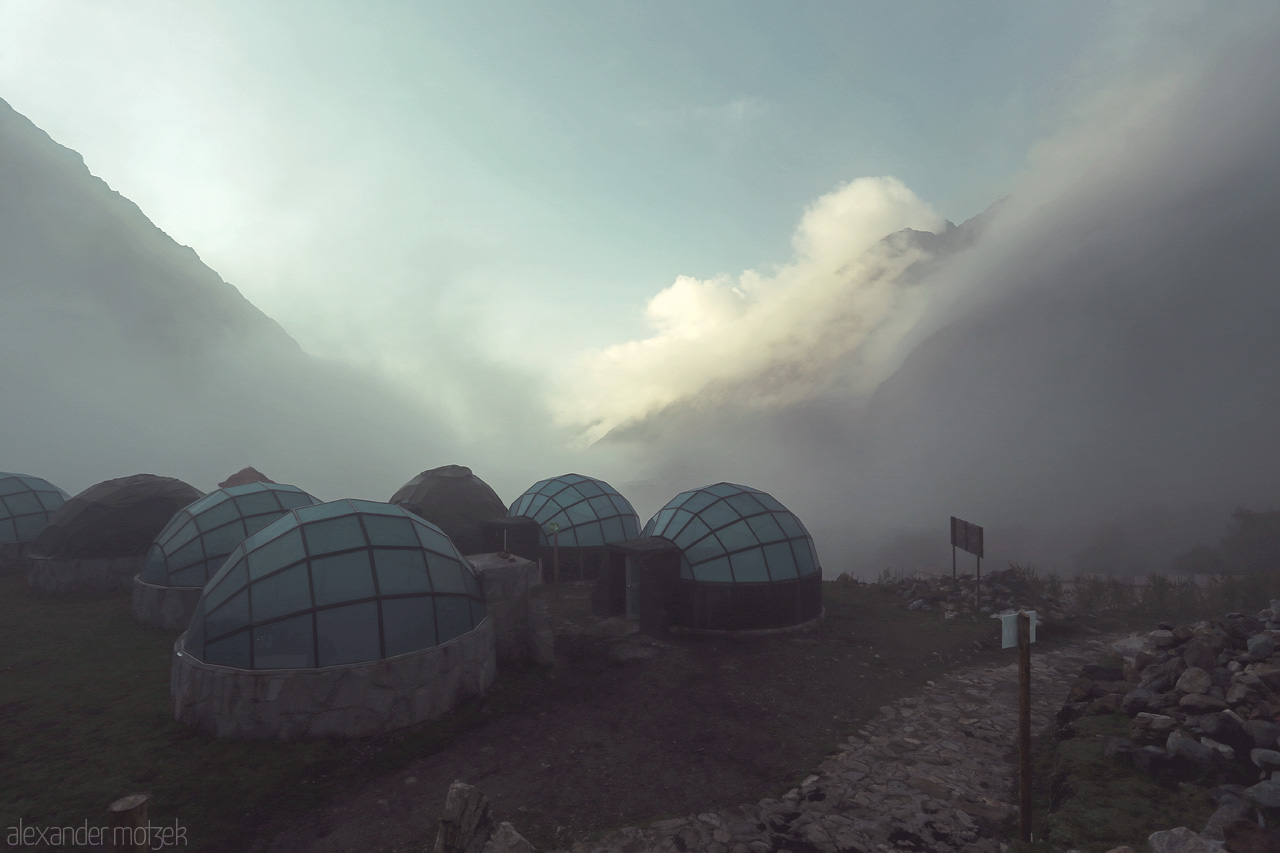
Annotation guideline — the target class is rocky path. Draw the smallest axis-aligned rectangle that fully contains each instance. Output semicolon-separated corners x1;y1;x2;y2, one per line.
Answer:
553;630;1123;853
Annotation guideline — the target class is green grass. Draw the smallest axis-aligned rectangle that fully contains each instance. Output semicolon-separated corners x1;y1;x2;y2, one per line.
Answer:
1004;715;1217;853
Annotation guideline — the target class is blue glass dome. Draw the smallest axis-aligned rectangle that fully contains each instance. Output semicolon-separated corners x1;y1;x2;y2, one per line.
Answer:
643;482;821;583
141;482;320;588
507;473;640;547
183;499;487;670
0;473;69;544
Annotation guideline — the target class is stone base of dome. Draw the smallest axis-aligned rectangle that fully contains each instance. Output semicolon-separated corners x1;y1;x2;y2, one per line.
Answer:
26;554;144;594
0;542;33;575
133;576;202;631
171;617;496;740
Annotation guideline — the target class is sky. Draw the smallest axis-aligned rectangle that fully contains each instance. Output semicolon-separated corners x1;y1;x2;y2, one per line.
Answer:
0;1;1153;427
3;1;1279;578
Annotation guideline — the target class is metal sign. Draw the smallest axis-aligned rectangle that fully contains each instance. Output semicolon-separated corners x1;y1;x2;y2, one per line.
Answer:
1001;611;1037;648
950;516;984;558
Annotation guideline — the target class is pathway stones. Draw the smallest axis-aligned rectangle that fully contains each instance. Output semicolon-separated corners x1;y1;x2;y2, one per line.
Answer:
551;632;1122;853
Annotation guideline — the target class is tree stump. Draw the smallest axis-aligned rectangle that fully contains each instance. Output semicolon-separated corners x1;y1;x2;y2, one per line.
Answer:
107;793;149;853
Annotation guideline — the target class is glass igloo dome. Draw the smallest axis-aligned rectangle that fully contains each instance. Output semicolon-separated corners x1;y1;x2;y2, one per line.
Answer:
0;473;69;545
183;499;487;670
142;482;320;588
507;473;640;547
643;482;820;583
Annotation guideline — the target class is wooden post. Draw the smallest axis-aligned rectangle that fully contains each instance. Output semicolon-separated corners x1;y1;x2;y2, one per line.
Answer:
1018;612;1032;843
553;528;559;587
107;793;149;853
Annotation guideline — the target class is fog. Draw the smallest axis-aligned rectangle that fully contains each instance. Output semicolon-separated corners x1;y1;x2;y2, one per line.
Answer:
4;10;1279;581
595;16;1280;578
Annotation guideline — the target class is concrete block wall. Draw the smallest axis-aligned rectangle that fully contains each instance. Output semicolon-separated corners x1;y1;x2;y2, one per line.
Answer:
170;616;496;740
470;553;555;665
133;575;202;631
26;555;144;593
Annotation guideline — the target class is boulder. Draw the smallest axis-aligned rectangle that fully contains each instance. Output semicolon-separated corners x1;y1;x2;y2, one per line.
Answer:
1222;819;1280;853
1201;800;1259;842
1178;668;1214;695
1167;730;1220;776
1247;635;1276;661
1183;638;1223;672
1147;826;1226;853
1244;779;1280;809
1244;719;1280;749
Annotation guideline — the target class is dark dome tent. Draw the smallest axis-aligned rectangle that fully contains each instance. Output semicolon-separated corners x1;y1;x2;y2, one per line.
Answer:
27;474;203;593
505;473;641;581
641;482;823;631
0;472;69;573
390;465;506;556
217;467;276;488
172;499;494;739
133;482;320;630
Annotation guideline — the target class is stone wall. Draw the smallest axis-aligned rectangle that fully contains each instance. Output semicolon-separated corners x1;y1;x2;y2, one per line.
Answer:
132;576;202;631
469;552;555;665
0;542;31;576
26;555;144;593
170;616;496;740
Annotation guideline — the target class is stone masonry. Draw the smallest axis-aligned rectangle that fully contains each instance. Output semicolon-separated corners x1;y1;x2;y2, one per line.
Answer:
171;617;497;740
550;631;1124;853
26;554;143;594
471;552;555;666
132;574;203;631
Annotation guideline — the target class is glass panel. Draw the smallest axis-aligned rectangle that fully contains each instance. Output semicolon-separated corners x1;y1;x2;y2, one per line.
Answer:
348;499;402;516
558;473;586;485
243;514;276;537
250;563;312;622
461;565;482;599
233;490;281;517
793;539;818;576
730;549;769;583
435;596;474;644
411;524;451;556
576;479;604;497
619;515;640;540
37;491;65;510
374;549;431;595
694;556;733;583
470;598;486;626
0;477;27;495
754;492;787;513
253;613;315;668
141;545;166;583
556;529;579;547
726;492;766;517
510;494;531;517
195;499;239;533
311;551;375;606
3;492;41;514
664;510;693;539
170;563;208;588
601;516;624;543
679;558;694;580
13;514;45;541
204;588;249;640
679;490;717;514
697;501;739;531
0;519;17;543
277;490;316;510
248;528;306;579
587;495;615;516
164;518;198;549
566;502;595;525
204;630;251;668
204;559;247;610
523;494;551;520
294;500;356;523
684;534;723;565
303;515;366;555
381;596;436;656
574;523;603;547
185;600;205;655
201;519;248;561
182;492;223;516
746;513;787;543
427;555;467;594
640;516;656;538
555;485;585;505
363;514;420;547
168;537;205;571
705;483;741;497
763;542;799;579
316;602;381;666
666;491;694;508
716;520;757;553
775;512;805;540
674;518;711;549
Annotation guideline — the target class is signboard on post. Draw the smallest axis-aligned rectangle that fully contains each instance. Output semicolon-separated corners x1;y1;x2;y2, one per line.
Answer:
949;516;984;594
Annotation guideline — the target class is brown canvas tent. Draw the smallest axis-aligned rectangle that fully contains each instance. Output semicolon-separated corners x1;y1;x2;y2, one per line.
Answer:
390;465;506;556
30;474;203;559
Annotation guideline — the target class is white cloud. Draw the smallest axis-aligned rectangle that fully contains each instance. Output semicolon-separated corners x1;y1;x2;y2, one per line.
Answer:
557;176;945;440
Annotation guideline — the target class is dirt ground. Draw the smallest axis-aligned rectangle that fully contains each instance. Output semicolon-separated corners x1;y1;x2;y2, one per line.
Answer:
222;581;1043;853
